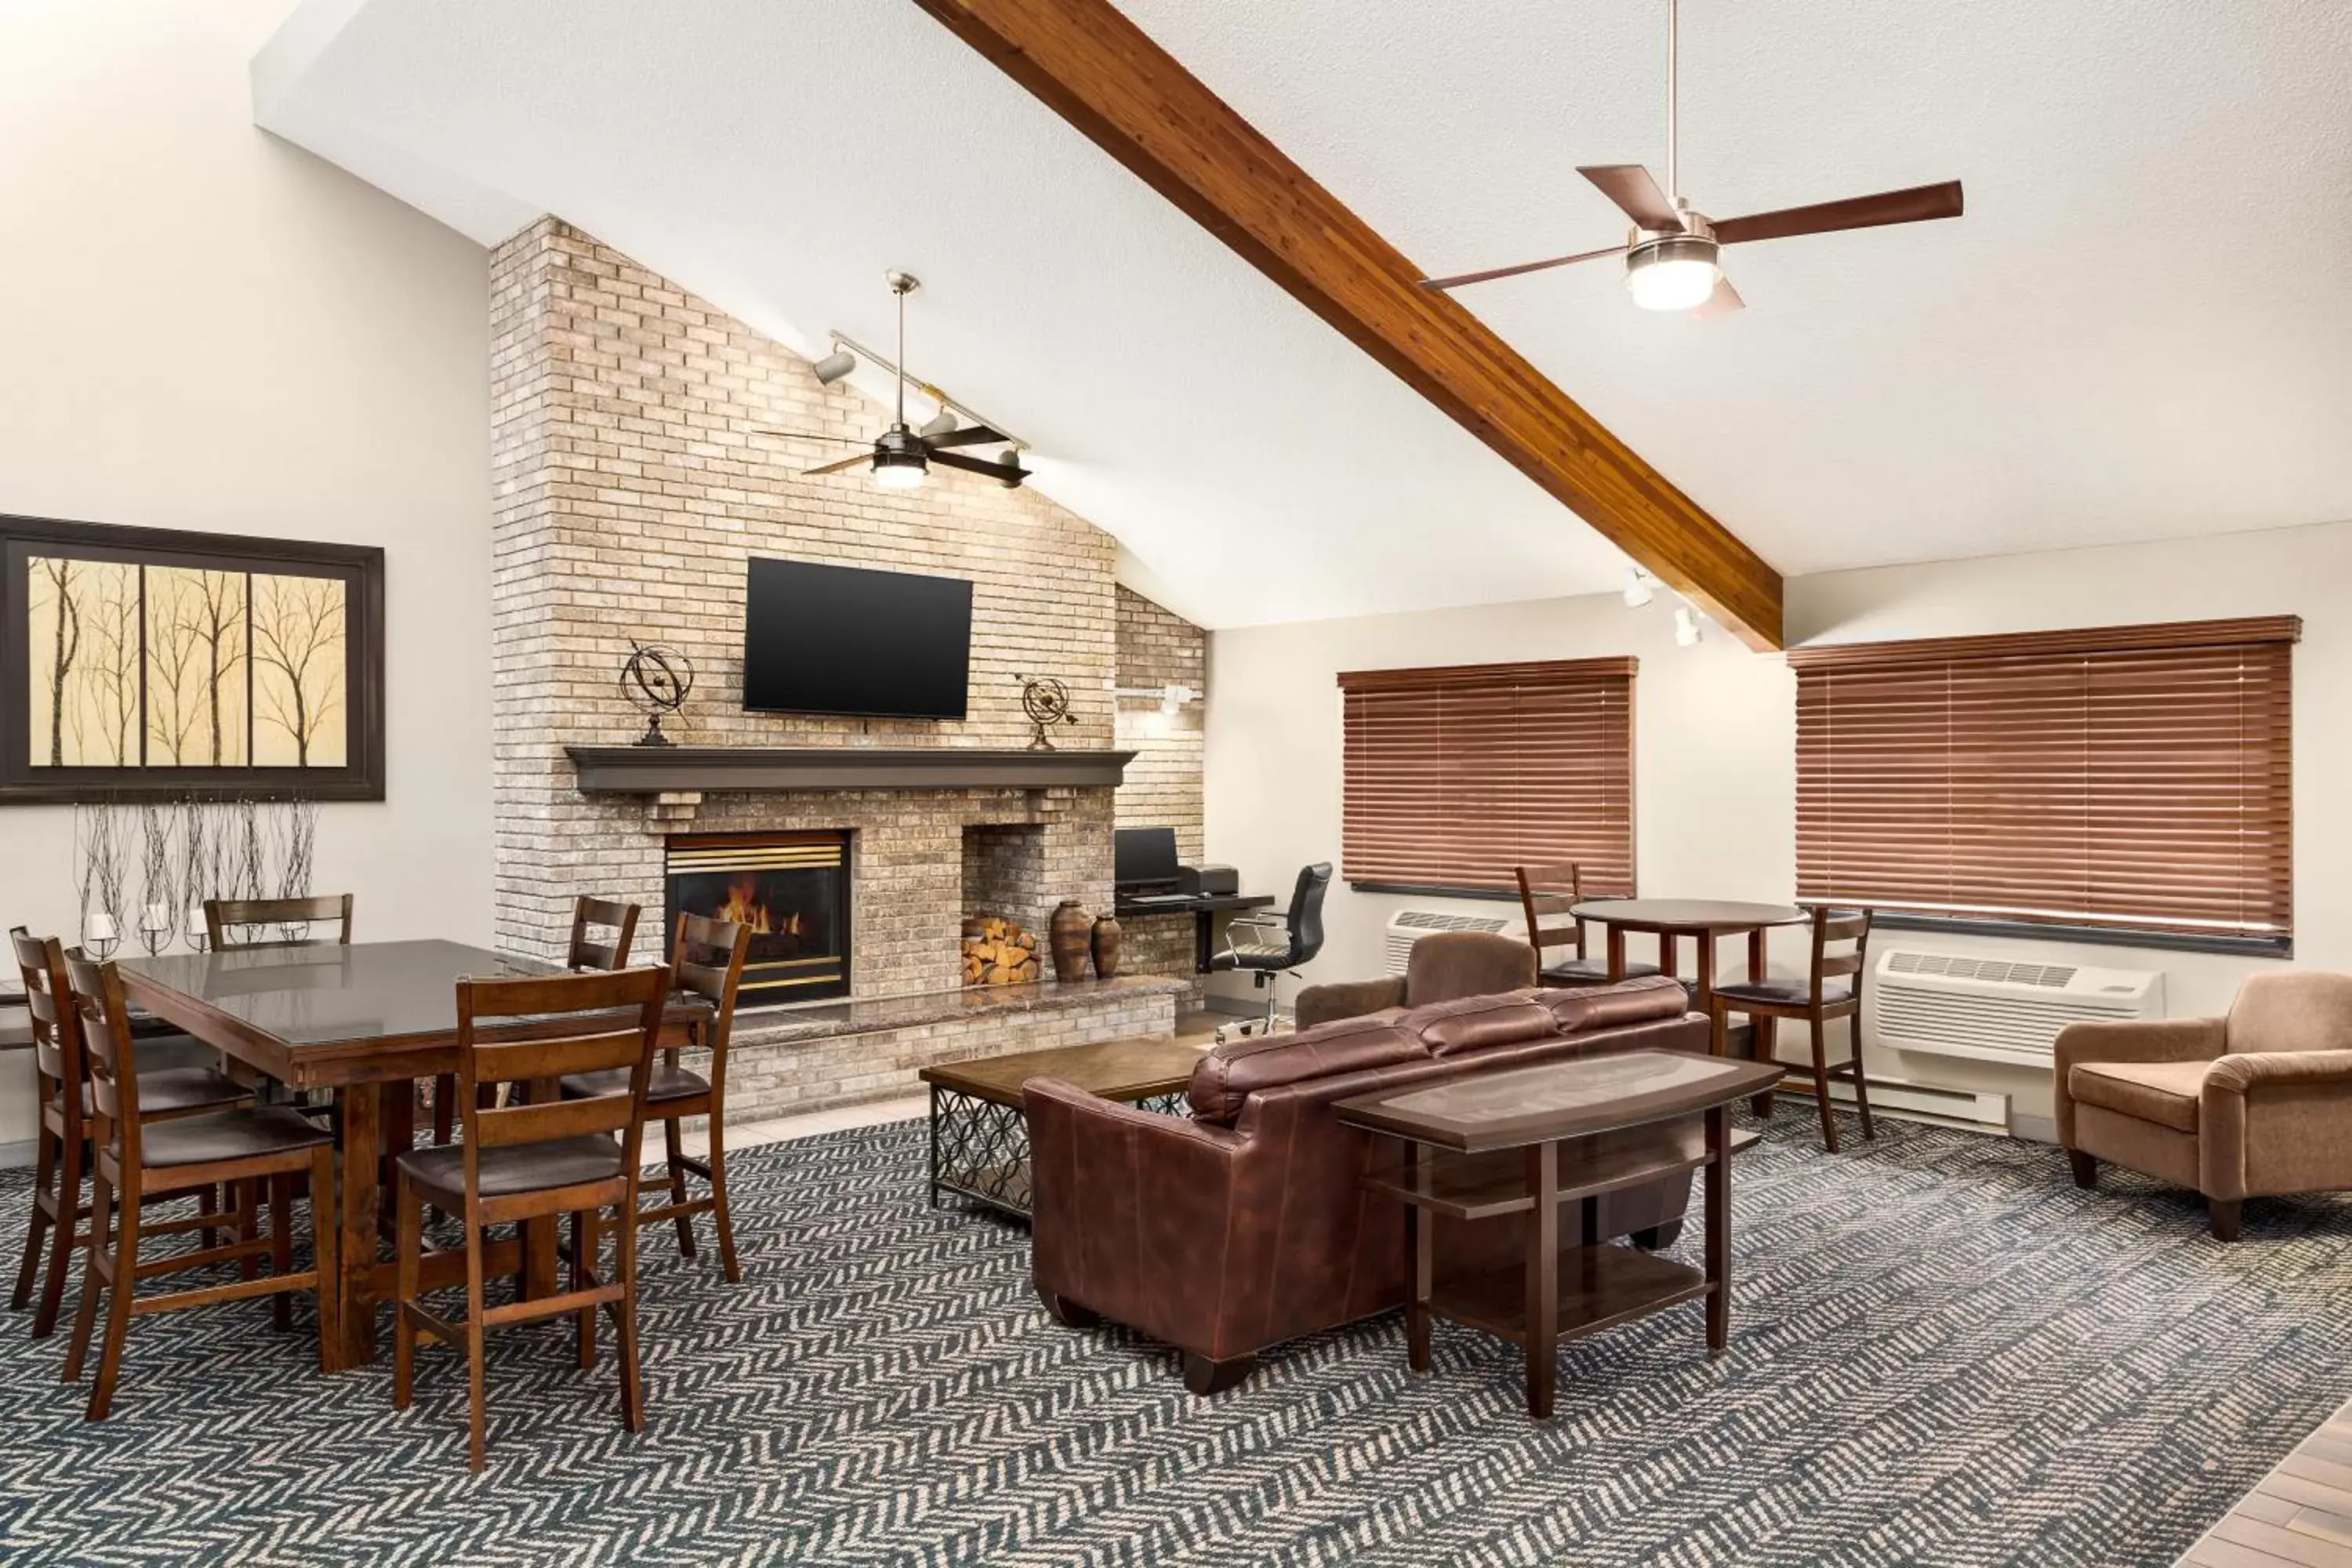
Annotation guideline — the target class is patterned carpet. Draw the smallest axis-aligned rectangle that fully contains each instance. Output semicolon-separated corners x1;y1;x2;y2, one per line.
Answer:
1;1112;2348;1567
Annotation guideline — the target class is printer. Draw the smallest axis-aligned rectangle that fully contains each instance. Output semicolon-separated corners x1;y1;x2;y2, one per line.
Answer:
1179;862;1239;898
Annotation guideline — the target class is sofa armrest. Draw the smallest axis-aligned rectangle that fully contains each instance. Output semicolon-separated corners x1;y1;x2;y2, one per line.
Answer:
1294;977;1407;1032
2201;1050;2352;1202
2053;1016;2225;1147
1022;1076;1253;1360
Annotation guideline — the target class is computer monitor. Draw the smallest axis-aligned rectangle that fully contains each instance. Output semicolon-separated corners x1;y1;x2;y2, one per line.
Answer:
1114;826;1181;890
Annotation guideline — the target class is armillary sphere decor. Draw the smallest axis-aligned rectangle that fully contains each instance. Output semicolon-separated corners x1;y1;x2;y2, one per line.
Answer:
1018;675;1078;751
620;640;695;748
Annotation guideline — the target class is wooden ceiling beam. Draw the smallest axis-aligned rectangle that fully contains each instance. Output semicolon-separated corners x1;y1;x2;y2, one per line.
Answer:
910;0;1785;649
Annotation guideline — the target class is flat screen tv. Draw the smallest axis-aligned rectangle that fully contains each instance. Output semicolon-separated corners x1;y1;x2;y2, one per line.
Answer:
742;557;973;720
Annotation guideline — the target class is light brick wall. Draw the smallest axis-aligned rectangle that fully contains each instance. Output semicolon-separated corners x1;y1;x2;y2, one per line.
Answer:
1114;586;1207;863
488;219;1122;997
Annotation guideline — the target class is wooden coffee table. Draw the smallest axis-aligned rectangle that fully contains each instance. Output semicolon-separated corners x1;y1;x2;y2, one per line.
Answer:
920;1034;1203;1220
1338;1049;1784;1418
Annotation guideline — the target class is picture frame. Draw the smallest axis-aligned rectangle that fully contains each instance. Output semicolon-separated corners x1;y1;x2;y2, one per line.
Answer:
0;514;386;803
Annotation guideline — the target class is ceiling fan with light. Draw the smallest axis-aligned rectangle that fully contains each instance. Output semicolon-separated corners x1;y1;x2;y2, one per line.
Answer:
755;270;1031;488
1419;0;1963;314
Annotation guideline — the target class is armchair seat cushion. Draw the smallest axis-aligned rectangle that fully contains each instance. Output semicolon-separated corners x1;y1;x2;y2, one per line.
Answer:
2068;1059;2209;1134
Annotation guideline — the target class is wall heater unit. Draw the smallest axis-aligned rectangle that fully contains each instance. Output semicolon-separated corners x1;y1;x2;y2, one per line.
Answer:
1383;909;1528;977
1872;949;2164;1069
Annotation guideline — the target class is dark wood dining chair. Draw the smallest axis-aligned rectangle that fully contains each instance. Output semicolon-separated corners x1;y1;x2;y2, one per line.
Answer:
391;963;671;1471
1514;862;1659;985
9;928;253;1341
204;893;354;952
58;952;338;1420
559;914;752;1282
1708;906;1876;1152
568;896;641;973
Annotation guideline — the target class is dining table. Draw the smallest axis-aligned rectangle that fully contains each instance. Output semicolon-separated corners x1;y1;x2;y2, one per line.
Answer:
1566;899;1809;1017
117;938;710;1371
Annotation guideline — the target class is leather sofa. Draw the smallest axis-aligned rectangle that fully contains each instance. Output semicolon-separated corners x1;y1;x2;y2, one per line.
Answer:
1023;974;1704;1394
1291;929;1536;1032
2056;971;2352;1240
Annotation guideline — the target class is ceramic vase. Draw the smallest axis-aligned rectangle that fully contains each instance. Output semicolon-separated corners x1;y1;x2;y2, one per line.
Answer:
1048;898;1092;982
1090;913;1123;979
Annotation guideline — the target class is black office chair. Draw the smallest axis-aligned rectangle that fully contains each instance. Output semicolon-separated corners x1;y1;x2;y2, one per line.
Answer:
1210;862;1331;1042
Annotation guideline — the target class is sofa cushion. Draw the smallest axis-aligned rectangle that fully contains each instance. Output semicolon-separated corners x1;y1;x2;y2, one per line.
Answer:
2068;1059;2209;1134
1186;1016;1425;1124
1532;975;1693;1034
1395;993;1559;1059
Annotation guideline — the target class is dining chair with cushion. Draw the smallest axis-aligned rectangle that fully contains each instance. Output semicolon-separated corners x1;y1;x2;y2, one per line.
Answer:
1514;863;1660;985
567;896;642;973
558;914;752;1282
2057;971;2352;1241
59;952;338;1420
204;894;355;952
391;962;670;1470
1707;906;1875;1153
9;928;253;1341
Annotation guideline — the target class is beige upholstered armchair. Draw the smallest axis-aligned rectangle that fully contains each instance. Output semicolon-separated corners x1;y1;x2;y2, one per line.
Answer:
2055;971;2352;1240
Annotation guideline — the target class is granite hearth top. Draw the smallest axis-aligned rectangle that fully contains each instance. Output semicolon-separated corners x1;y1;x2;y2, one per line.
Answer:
733;973;1187;1045
566;746;1135;794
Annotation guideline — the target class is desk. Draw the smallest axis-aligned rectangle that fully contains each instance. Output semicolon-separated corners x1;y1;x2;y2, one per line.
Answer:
1113;892;1276;972
118;939;710;1370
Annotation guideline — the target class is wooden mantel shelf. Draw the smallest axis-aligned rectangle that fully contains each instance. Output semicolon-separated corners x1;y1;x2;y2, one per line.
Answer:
564;746;1135;795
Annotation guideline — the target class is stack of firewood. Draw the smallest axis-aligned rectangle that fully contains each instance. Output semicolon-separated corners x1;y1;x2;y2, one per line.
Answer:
961;916;1040;985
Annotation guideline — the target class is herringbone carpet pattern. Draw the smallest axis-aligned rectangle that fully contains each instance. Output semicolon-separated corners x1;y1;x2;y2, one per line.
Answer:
0;1115;2345;1566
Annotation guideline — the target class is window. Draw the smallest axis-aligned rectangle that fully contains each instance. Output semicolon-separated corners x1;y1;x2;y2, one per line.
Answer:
1339;657;1635;897
1791;617;2296;949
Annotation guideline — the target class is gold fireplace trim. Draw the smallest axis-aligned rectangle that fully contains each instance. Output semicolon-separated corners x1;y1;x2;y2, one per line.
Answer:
666;844;846;873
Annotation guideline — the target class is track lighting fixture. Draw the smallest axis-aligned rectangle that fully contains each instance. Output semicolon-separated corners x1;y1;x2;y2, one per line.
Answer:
920;408;960;438
1674;605;1703;648
1623;567;1656;608
811;348;857;386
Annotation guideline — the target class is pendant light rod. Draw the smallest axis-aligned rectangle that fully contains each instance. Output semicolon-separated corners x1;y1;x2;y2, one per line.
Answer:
1665;0;1679;203
887;270;915;426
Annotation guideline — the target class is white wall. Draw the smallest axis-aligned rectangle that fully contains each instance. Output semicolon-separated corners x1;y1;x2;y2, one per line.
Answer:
1206;519;2352;1131
0;2;492;1142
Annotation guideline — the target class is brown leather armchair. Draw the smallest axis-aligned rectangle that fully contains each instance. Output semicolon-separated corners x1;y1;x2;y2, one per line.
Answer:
1025;975;1704;1394
1291;931;1537;1031
2056;971;2352;1240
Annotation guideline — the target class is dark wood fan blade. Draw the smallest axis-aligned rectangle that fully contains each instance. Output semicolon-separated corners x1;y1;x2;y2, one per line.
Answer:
1694;276;1744;318
800;452;873;477
920;424;1007;449
1577;165;1682;230
1419;245;1627;292
1712;180;1963;246
752;427;868;444
931;448;1029;485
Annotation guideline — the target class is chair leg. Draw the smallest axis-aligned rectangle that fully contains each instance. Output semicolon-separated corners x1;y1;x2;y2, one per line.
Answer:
1809;1013;1840;1155
34;1127;80;1338
87;1187;139;1421
572;1209;598;1370
463;1216;488;1472
198;1184;220;1253
64;1171;111;1385
393;1172;419;1411
309;1145;338;1368
236;1178;259;1283
1708;1000;1728;1058
708;1111;741;1286
1846;1014;1876;1142
433;1074;456;1146
2209;1199;2242;1243
2067;1150;2098;1189
269;1175;295;1333
1751;1017;1778;1119
662;1116;696;1261
615;1200;645;1435
12;1120;56;1313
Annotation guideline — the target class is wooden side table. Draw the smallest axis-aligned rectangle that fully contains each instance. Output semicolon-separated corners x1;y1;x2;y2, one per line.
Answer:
1338;1050;1784;1418
920;1034;1203;1220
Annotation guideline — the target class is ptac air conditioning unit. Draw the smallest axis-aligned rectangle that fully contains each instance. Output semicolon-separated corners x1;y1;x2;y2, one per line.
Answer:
1384;909;1528;977
1872;949;2164;1069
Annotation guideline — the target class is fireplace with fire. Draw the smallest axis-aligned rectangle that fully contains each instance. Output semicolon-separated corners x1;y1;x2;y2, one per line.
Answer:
663;830;851;1006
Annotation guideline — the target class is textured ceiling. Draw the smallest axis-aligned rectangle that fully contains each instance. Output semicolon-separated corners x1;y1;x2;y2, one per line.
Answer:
256;0;2352;628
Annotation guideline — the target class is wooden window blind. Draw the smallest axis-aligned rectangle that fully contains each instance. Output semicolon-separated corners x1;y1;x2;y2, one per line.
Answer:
1339;657;1635;896
1791;617;2298;942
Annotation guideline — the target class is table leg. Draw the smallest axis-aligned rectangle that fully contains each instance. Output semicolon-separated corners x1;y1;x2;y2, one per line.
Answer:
1747;927;1767;987
927;1085;942;1209
1705;1105;1730;1356
1606;926;1627;983
1405;1142;1431;1374
1525;1140;1558;1419
522;1076;561;1299
329;1083;382;1370
1693;935;1717;1018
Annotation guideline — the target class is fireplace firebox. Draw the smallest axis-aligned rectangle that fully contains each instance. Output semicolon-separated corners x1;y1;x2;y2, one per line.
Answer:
664;830;851;1005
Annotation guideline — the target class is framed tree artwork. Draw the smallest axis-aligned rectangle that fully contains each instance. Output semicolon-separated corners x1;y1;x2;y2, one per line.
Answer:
0;515;385;802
